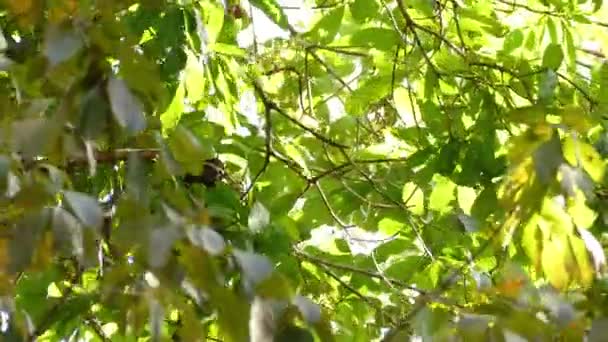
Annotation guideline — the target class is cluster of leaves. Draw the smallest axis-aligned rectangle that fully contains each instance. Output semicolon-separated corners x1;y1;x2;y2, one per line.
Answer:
1;0;608;340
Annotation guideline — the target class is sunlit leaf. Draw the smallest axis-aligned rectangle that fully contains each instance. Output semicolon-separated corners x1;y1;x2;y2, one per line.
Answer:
250;0;290;29
429;175;456;213
402;182;424;215
349;28;400;51
160;81;185;134
542;237;569;290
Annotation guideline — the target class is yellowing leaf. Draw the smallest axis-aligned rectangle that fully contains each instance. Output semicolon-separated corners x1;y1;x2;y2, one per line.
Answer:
567;192;596;229
393;87;417;127
522;216;543;273
562;136;606;182
457;186;477;214
560;105;592;133
568;234;594;287
507;105;545;125
542;237;569;290
402;182;424;215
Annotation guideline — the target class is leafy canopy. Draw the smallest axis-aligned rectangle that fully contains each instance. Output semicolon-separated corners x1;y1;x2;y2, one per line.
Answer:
1;0;608;340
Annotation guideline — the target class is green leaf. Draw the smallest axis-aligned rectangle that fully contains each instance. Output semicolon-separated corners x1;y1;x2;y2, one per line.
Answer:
546;17;558;44
349;28;400;51
184;50;207;103
250;0;291;30
563;24;576;69
429;175;456;213
210;42;246;57
350;0;380;23
562;137;605;182
346;75;392;116
200;2;225;44
307;7;344;44
542;44;564;70
160;81;185;134
169;124;215;174
107;77;146;134
503;29;524;53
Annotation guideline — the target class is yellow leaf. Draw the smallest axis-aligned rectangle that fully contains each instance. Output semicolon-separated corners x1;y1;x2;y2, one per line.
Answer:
542;237;569;290
568;234;595;287
562;136;606;182
560;105;592;133
507;105;545;125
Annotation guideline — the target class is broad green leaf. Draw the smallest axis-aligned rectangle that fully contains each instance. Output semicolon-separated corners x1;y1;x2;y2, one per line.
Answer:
429;175;456;213
169;124;215;174
503;29;524;53
107;77;146;134
349;28;400;51
250;0;291;30
210;43;246;57
350;0;380;23
160;81;185;134
542;44;564;70
200;2;224;44
346;75;392;116
524;30;536;51
184;50;207;103
546;18;558;44
410;0;434;16
307;7;344;44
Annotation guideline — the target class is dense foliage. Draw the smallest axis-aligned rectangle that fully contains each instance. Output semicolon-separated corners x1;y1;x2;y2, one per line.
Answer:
1;0;608;340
